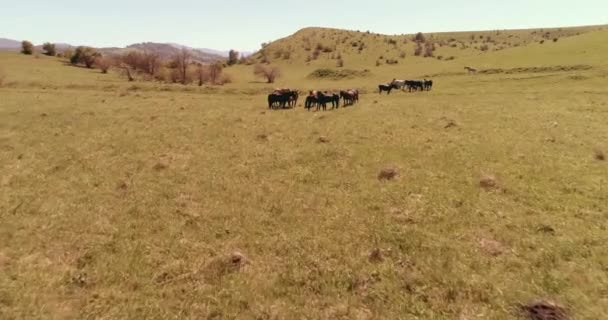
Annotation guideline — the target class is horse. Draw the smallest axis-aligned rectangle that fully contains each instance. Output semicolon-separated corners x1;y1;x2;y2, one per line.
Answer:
340;89;359;106
405;80;424;92
379;84;395;94
423;79;433;91
464;66;477;73
268;89;298;109
305;91;318;111
391;79;407;90
315;91;340;110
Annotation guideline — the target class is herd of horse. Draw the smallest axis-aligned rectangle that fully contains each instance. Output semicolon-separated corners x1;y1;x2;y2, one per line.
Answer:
267;78;434;110
379;79;434;94
268;89;359;110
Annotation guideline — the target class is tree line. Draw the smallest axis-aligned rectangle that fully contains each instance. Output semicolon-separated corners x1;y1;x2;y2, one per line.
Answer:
20;41;282;84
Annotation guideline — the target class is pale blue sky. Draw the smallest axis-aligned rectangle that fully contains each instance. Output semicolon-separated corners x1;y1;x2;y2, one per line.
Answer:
1;0;606;51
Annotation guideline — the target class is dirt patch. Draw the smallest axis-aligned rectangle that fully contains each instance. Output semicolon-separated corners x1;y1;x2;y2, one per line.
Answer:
520;301;569;320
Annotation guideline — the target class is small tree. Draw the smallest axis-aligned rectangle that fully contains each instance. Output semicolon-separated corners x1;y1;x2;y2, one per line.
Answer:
42;42;56;56
21;41;34;55
254;64;280;83
227;49;239;66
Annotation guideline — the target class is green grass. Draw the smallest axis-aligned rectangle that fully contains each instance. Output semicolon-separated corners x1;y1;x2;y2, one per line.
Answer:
1;26;608;319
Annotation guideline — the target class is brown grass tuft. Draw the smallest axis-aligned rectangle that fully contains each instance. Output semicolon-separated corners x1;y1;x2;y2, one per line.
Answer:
520;301;569;320
594;149;605;161
369;248;384;263
153;162;168;171
378;167;399;181
318;136;330;143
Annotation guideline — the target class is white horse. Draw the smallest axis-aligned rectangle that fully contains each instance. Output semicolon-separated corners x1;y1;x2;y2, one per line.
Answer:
391;79;407;90
464;66;477;73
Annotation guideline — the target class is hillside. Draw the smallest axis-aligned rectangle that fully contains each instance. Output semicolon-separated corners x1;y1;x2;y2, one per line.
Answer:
250;25;605;69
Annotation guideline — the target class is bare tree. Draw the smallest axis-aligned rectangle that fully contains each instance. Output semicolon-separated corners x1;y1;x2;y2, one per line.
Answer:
208;63;223;84
95;57;112;73
173;48;191;84
254;64;281;83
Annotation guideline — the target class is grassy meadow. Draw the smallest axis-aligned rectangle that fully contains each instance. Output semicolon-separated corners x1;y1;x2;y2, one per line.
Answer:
1;26;608;319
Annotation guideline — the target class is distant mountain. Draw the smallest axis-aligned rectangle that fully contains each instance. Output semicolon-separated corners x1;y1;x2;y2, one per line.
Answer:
0;38;21;50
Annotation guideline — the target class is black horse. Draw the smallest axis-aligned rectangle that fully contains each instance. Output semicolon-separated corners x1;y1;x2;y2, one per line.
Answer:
268;90;298;109
305;93;318;110
423;80;433;91
405;80;424;92
316;91;340;110
379;84;395;94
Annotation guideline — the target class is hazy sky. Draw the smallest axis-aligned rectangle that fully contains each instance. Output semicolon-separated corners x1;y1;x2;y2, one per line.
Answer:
1;0;606;51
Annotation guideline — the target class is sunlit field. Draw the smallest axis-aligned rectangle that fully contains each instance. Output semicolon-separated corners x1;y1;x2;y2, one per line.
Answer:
1;27;607;319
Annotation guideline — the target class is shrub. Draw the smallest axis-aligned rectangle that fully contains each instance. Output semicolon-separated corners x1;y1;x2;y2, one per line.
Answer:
336;58;344;67
387;39;397;45
71;46;101;68
282;51;291;60
414;44;423;56
553;38;559;42
21;41;34;55
254;64;281;83
480;44;489;51
540;40;545;44
42;42;56;56
312;50;321;60
376;60;381;66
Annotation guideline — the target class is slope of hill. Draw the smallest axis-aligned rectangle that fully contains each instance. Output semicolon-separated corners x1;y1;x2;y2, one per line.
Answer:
250;25;606;68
